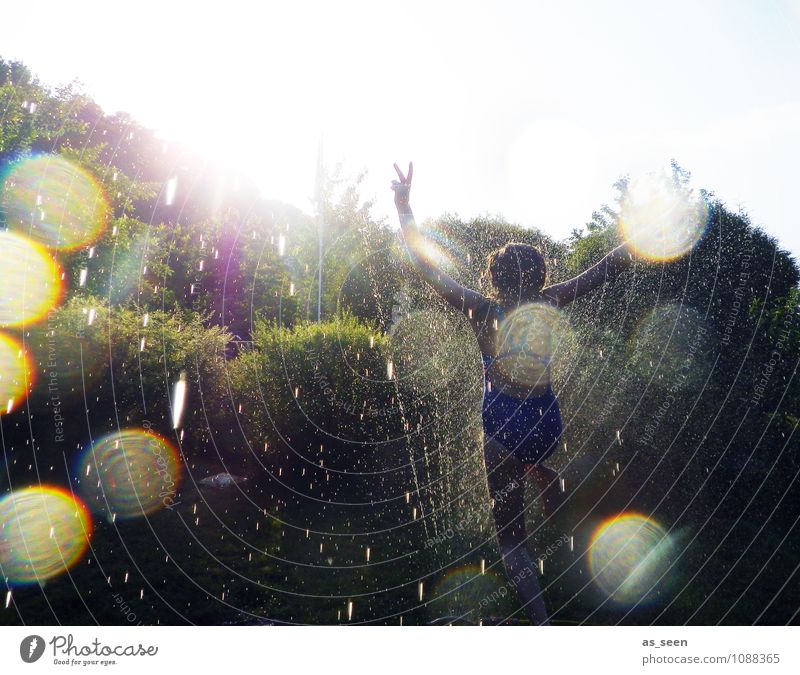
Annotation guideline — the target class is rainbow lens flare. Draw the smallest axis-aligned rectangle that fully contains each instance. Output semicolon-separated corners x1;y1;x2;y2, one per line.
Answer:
399;225;466;277
1;155;109;250
79;429;182;520
0;232;63;327
0;333;33;414
494;302;571;389
0;486;92;585
589;513;676;605
619;171;708;261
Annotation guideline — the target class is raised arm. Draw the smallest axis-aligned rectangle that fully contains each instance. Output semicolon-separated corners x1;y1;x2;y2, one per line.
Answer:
542;242;635;308
392;162;491;318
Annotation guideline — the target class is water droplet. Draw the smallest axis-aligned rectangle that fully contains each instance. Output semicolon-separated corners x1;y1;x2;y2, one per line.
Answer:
164;177;178;206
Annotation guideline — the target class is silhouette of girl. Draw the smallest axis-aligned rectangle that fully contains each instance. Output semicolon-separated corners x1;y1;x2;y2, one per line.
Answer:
392;162;635;624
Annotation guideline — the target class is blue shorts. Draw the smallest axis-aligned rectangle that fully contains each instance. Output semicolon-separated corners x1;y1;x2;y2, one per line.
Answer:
482;382;562;465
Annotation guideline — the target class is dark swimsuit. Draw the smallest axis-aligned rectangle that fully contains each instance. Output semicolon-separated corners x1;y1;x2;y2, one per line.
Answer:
481;310;562;465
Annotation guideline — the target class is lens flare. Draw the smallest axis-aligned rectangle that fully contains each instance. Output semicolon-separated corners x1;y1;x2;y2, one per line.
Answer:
1;155;109;250
389;309;480;399
0;333;33;414
619;171;708;261
630;304;712;389
0;232;64;327
493;302;572;389
78;429;182;520
430;564;514;620
589;513;676;605
0;486;92;585
399;225;467;277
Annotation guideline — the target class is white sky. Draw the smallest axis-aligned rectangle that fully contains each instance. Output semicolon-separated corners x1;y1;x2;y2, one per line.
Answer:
2;0;800;256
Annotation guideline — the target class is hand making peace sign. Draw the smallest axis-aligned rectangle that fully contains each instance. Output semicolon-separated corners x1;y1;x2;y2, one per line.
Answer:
391;162;413;208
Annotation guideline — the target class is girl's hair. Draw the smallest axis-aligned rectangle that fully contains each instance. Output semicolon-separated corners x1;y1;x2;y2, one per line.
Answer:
486;243;546;300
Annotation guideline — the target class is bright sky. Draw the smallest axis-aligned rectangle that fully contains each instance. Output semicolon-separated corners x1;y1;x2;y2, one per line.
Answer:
2;0;800;257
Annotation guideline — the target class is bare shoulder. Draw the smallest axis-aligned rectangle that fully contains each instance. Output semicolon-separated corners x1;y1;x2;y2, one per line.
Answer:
540;284;570;308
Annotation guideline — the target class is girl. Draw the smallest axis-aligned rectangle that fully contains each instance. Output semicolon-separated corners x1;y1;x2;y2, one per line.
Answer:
391;162;635;625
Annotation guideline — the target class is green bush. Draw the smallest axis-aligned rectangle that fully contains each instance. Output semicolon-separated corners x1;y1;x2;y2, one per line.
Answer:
230;312;401;469
22;297;231;448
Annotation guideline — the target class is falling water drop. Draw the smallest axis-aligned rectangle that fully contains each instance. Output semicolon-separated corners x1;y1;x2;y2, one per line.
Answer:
165;177;178;206
171;371;188;429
